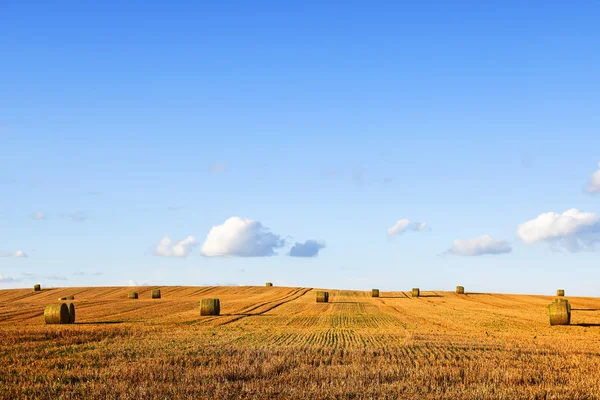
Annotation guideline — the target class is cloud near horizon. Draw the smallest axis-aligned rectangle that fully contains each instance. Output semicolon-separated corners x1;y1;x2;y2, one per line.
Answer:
0;274;19;283
387;219;429;236
200;217;285;257
288;240;326;257
44;275;68;281
0;250;28;258
517;208;600;252
153;236;197;257
446;235;512;256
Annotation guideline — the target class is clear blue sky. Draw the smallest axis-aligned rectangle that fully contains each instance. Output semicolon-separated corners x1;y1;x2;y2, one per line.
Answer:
1;1;599;295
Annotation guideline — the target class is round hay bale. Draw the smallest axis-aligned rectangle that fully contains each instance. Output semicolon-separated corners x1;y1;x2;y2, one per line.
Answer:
68;303;76;324
456;286;465;294
33;284;41;292
548;298;571;326
200;298;221;316
556;289;565;297
412;288;420;297
372;289;379;298
66;295;75;300
316;291;329;303
266;282;273;287
151;289;161;299
58;297;67;301
44;303;71;324
128;292;138;299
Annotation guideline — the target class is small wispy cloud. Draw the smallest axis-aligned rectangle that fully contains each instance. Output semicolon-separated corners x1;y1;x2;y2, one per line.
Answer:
44;275;68;281
92;272;103;276
210;162;227;174
0;274;19;283
62;211;88;222
21;272;38;278
387;219;430;236
72;272;85;276
128;280;149;286
0;250;28;258
31;211;46;220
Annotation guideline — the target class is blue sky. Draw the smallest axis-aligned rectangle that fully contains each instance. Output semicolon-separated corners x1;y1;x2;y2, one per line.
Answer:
1;1;599;295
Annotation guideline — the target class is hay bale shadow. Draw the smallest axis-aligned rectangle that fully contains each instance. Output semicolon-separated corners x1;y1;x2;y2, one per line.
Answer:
573;323;600;327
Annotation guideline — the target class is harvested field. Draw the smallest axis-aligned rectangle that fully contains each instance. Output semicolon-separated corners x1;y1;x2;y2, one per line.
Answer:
2;286;600;399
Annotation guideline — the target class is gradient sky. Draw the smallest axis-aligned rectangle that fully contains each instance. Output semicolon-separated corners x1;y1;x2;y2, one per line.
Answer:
1;1;600;295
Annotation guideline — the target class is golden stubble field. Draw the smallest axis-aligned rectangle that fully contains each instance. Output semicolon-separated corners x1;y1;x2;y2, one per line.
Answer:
1;286;600;399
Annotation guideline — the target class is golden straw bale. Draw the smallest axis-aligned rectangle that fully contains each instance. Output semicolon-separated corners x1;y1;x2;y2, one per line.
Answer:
44;303;71;324
200;298;221;316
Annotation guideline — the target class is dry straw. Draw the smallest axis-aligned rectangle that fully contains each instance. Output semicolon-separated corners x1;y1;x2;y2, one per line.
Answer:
266;282;273;287
68;303;76;324
44;303;71;324
556;289;565;297
456;286;465;294
152;289;161;299
200;298;221;316
33;284;41;292
412;288;420;297
548;298;571;326
128;292;138;299
316;291;329;303
372;289;379;298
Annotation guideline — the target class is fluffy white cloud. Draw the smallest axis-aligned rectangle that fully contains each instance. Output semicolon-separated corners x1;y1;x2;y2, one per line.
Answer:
288;240;326;257
200;217;284;257
586;162;600;193
0;274;18;283
387;219;429;236
0;250;28;258
447;235;512;256
153;236;197;257
517;208;600;252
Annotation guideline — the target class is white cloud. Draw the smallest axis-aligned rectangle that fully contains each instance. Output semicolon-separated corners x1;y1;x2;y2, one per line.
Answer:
200;216;284;257
288;240;326;257
31;211;46;220
586;162;600;194
0;274;18;283
0;250;28;258
447;235;512;256
153;236;197;258
517;208;600;252
387;219;429;236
